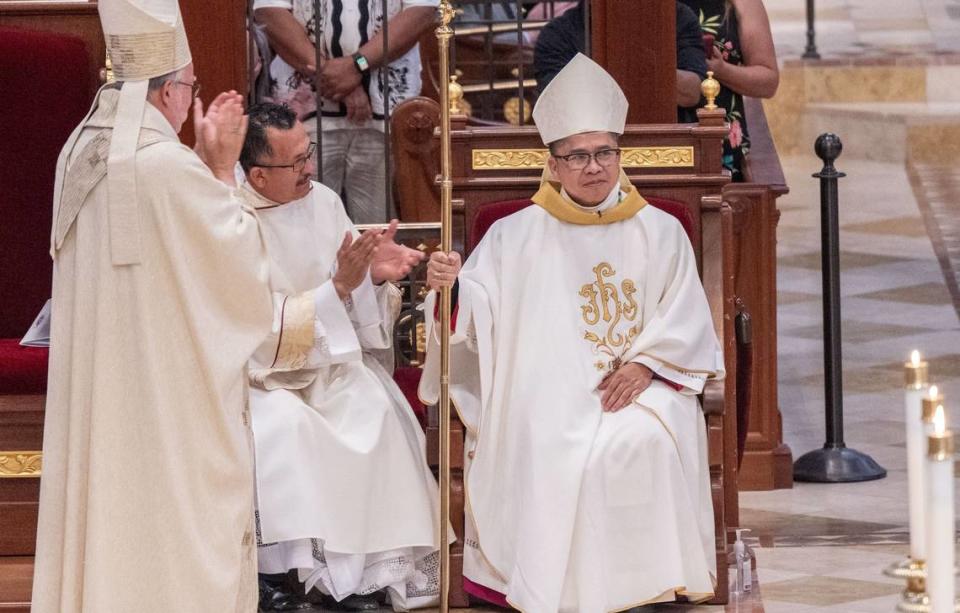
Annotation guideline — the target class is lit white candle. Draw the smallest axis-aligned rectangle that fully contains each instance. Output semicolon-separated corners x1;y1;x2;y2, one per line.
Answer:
925;405;955;613
904;351;930;561
923;386;944;436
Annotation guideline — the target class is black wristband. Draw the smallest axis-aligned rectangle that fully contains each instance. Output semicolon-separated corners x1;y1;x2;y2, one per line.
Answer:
352;52;371;75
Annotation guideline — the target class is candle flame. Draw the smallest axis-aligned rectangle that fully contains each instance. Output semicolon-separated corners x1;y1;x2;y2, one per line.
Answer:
930;385;939;399
911;350;921;367
933;404;946;435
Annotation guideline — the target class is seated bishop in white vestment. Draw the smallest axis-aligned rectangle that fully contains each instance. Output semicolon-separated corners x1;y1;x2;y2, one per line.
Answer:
420;54;725;613
237;103;444;610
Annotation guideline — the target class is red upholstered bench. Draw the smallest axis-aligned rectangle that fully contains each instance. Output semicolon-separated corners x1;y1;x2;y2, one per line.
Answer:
0;341;48;397
392;194;696;434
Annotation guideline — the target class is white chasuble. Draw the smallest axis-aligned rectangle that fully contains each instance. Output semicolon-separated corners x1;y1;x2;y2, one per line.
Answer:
33;89;274;613
241;182;443;610
420;181;724;613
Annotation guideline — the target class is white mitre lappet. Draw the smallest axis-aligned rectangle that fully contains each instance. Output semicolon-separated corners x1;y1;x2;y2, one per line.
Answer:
531;53;628;145
53;0;192;266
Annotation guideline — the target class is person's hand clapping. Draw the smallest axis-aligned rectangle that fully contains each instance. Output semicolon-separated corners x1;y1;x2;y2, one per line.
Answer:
333;230;382;300
192;91;235;164
193;90;247;186
426;250;461;291
370;220;425;284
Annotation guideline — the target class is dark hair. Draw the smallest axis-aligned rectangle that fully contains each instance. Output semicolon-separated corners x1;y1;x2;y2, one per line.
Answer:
240;102;298;172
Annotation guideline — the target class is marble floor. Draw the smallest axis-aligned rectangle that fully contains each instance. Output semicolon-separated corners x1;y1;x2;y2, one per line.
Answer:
732;152;960;613
765;0;960;57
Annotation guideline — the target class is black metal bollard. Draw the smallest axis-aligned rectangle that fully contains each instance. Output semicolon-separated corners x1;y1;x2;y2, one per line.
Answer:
803;0;821;60
793;134;886;483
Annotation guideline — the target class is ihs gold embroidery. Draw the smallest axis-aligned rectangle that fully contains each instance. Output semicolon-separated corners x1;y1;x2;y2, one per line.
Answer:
579;263;642;371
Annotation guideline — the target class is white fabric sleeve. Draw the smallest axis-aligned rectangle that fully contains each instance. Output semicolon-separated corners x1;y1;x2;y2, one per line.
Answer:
308;279;362;366
620;215;723;394
347;274;401;350
417;281;487;433
629;355;701;395
252;0;292;10
422;289;474;348
347;272;381;329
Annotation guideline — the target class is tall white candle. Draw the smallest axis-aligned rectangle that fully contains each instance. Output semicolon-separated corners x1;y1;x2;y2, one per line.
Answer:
925;405;955;613
923;386;944;436
905;351;930;561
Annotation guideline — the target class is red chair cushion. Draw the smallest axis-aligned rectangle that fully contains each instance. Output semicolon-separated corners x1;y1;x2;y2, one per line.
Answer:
647;196;695;241
393;366;427;430
469;198;533;252
0;340;49;395
0;27;92;337
468;194;695;252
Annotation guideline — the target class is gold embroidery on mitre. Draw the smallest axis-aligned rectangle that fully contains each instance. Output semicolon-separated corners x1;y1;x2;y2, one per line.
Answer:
580;263;642;371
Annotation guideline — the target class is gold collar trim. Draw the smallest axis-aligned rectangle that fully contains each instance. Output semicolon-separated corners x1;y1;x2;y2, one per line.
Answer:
531;181;646;225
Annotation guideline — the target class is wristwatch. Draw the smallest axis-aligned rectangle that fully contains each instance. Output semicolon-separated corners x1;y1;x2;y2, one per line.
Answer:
352;52;371;75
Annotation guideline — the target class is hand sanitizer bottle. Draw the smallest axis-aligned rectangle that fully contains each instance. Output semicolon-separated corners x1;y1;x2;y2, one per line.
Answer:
733;528;753;595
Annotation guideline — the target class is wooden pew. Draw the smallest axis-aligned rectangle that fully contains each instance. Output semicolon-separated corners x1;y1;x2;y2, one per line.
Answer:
728;97;793;491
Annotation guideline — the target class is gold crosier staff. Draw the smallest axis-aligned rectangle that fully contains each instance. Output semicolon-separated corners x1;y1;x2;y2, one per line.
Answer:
435;1;456;612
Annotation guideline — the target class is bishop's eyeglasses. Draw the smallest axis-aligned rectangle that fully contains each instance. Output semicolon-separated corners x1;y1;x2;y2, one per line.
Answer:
174;80;202;100
553;148;621;171
254;143;318;174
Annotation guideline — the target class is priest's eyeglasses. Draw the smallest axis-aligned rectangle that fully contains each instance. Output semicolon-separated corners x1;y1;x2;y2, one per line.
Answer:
553;148;621;170
174;80;202;100
254;143;318;173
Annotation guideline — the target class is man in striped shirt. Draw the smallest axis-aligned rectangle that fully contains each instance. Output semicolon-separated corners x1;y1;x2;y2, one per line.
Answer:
254;0;438;223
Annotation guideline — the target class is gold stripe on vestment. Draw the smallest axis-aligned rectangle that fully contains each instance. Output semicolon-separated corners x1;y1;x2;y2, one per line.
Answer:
272;291;316;371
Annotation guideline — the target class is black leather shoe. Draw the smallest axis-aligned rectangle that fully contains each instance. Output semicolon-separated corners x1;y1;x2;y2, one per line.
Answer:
322;593;382;611
259;578;314;611
340;594;381;611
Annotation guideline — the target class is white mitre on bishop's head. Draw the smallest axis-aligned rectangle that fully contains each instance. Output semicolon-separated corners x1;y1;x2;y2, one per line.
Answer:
532;53;628;146
95;0;192;266
99;0;192;81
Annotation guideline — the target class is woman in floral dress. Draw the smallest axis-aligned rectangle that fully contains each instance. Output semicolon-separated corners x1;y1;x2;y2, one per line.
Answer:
681;0;779;180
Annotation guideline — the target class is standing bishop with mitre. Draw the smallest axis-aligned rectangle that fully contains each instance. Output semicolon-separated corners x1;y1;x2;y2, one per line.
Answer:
32;0;274;611
420;54;724;613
